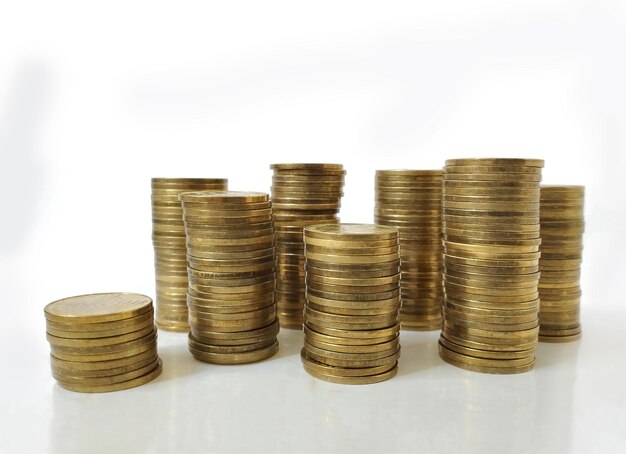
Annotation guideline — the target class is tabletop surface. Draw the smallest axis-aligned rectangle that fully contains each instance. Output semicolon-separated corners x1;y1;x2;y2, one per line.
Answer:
1;308;624;454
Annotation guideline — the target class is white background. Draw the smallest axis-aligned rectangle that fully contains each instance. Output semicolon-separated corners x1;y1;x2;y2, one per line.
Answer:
1;1;625;453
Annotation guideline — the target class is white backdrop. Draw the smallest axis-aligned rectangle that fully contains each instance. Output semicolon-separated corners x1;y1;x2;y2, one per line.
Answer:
1;1;625;453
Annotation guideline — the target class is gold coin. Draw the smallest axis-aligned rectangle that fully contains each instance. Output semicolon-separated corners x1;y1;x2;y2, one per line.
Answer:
179;191;268;204
305;293;400;310
438;342;534;367
538;332;582;343
443;322;539;340
439;336;534;360
303;325;397;346
305;318;400;337
45;293;153;324
45;310;154;335
47;324;155;347
189;339;278;364
306;280;399;294
191;320;279;345
188;334;275;353
152;177;227;186
49;328;157;356
307;273;400;286
304;224;398;241
50;346;157;372
302;358;398;384
439;346;534;374
303;345;400;369
305;334;399;354
54;356;160;385
301;349;397;377
445;158;544;167
271;163;344;171
56;359;162;393
304;251;399;264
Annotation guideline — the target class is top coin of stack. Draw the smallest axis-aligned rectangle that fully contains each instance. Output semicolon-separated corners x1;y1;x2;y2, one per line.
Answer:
151;178;228;332
538;185;585;342
270;164;345;329
440;158;544;374
44;293;162;393
375;170;443;330
179;191;279;364
302;224;401;385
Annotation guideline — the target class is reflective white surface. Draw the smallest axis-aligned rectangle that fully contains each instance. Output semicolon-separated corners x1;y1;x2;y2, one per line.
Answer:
1;308;624;454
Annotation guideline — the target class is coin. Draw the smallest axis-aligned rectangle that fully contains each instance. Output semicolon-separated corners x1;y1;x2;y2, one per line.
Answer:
44;293;162;393
44;293;153;324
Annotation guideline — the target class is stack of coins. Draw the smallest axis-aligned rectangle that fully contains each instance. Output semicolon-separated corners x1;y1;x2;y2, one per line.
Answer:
375;170;443;330
301;224;401;384
151;178;228;332
270;164;345;329
44;293;162;393
179;191;279;364
440;158;544;374
538;185;585;342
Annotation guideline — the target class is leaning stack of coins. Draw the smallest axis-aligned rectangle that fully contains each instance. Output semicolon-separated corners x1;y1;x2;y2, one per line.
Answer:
270;164;345;329
375;170;443;330
301;224;401;384
44;293;162;393
179;191;279;364
151;178;228;332
538;185;585;342
440;158;544;374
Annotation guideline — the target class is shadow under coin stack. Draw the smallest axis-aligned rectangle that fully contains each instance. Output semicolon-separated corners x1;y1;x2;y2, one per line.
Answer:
439;158;544;374
44;293;161;393
151;178;228;332
270;164;345;329
179;191;279;364
538;185;585;342
301;224;401;384
375;170;443;330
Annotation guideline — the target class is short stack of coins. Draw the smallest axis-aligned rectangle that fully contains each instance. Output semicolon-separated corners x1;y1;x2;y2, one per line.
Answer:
179;191;279;364
440;158;544;374
270;164;345;329
151;178;228;332
44;293;162;393
375;170;443;330
538;185;585;342
301;224;401;384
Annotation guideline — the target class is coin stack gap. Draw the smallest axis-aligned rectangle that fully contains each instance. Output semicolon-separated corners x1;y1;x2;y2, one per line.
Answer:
439;158;544;374
152;178;228;332
301;224;401;384
538;185;585;342
44;293;162;393
270;164;346;329
179;191;279;364
375;170;443;330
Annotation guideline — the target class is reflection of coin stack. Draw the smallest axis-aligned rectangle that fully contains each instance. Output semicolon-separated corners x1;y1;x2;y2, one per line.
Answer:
301;224;401;384
375;170;443;330
270;164;345;329
179;191;279;364
440;158;544;374
151;178;228;332
538;186;585;342
44;293;162;393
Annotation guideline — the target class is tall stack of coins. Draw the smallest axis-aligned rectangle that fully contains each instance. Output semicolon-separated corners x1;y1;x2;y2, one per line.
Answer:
375;170;443;330
44;293;162;393
301;224;401;384
151;178;228;332
270;164;345;329
538;185;585;342
440;158;544;374
179;191;279;364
